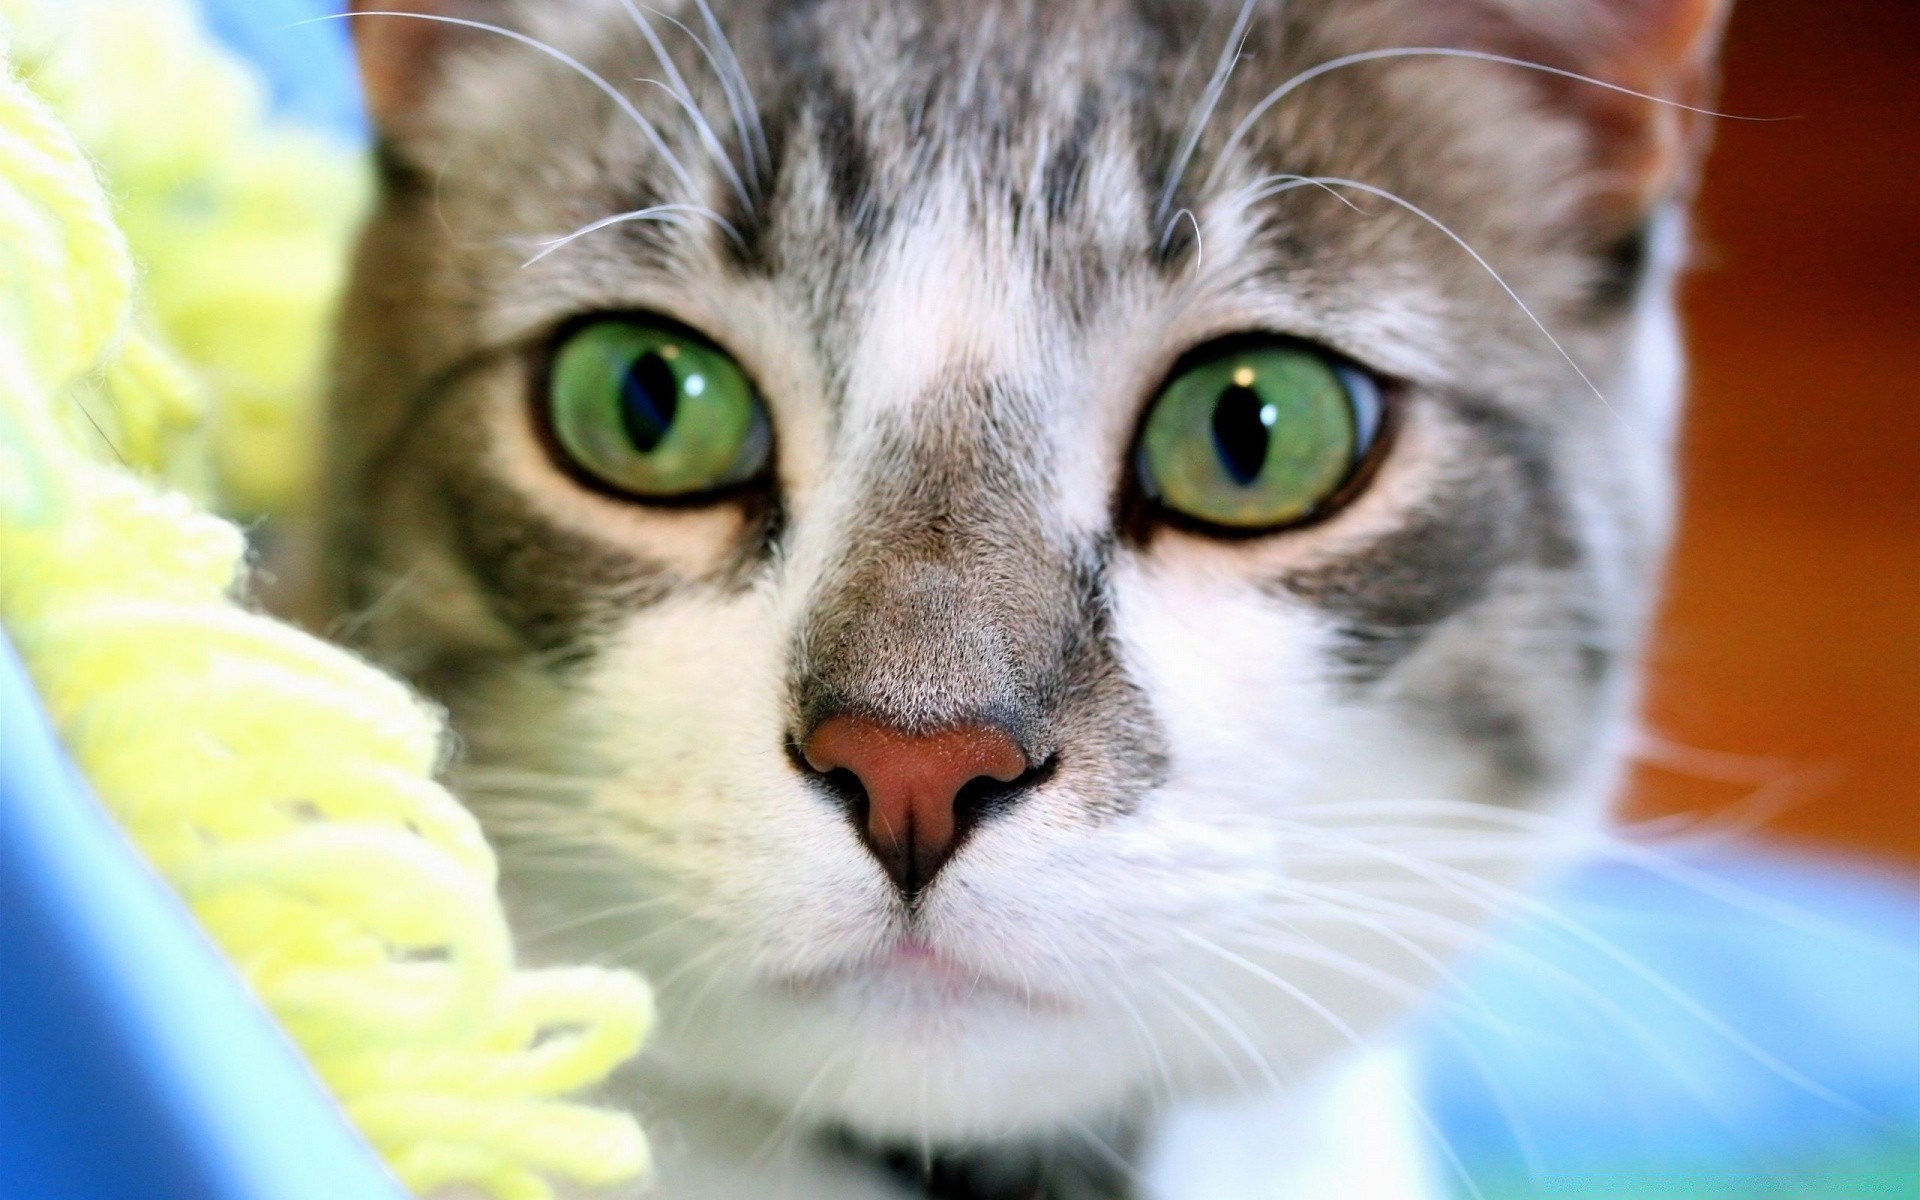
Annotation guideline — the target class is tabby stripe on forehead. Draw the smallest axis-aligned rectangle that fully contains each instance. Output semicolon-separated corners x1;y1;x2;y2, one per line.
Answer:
1042;89;1102;222
812;79;881;243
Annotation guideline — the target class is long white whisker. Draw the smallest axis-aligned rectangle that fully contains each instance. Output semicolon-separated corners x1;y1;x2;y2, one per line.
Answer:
1178;927;1368;1047
1159;206;1205;264
315;12;705;205
1152;966;1272;1095
747;1053;845;1169
516;892;691;945
1280;799;1901;951
1243;888;1766;1158
1283;885;1867;1181
1064;1113;1154;1193
1273;821;1880;1119
525;203;747;264
615;0;754;212
681;0;770;185
1178;929;1489;1200
1181;172;1358;245
1288;176;1611;406
1205;45;1771;197
1235;172;1364;212
1237;896;1524;1040
1154;0;1260;224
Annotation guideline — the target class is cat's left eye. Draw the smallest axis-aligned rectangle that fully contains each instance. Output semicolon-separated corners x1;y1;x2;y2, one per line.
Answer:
1135;338;1384;532
545;317;770;499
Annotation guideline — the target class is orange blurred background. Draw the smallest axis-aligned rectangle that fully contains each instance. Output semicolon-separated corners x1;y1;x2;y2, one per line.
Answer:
1622;0;1919;863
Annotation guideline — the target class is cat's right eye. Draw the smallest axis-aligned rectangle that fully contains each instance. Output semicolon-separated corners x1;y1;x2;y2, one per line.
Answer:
545;317;771;499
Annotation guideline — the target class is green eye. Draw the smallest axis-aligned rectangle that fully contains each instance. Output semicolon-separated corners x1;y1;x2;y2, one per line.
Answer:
1136;341;1382;530
546;318;770;498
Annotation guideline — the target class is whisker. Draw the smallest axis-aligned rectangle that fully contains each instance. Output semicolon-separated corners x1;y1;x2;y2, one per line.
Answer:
1151;966;1267;1096
323;566;421;646
1158;206;1205;264
615;0;754;211
1177;931;1490;1200
314;11;706;205
747;1052;846;1169
1278;799;1898;950
1269;884;1857;1181
677;0;770;186
1293;176;1612;407
524;203;748;264
1630;731;1797;784
1232;172;1365;213
1063;1113;1154;1194
1204;45;1777;198
1177;926;1367;1048
516;891;691;945
1271;821;1882;1120
1154;0;1260;224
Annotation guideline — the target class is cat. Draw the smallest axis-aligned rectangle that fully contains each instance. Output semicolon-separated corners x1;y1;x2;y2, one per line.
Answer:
317;0;1728;1195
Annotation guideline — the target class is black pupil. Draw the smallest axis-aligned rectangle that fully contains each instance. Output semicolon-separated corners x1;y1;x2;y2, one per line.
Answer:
620;351;680;453
1210;383;1270;486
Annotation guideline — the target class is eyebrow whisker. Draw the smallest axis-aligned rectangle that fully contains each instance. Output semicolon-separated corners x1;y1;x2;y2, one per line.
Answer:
1203;45;1774;198
615;0;755;214
523;203;747;266
312;11;705;204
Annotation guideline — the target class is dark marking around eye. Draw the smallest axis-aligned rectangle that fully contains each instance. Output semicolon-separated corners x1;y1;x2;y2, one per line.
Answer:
372;137;429;194
1210;385;1271;486
443;468;678;655
1285;493;1512;683
1450;399;1581;570
1278;399;1583;685
620;352;679;452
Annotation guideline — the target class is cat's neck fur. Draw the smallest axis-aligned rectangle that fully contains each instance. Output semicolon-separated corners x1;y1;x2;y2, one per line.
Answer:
600;1046;1434;1198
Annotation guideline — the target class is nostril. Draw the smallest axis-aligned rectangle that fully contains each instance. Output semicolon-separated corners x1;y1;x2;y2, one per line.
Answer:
817;765;868;811
789;715;1039;895
952;753;1058;828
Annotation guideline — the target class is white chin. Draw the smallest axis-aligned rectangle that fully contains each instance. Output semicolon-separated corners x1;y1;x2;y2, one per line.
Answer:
646;979;1145;1140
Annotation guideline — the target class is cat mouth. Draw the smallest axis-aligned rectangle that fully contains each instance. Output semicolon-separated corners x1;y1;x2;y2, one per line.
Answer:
776;937;1072;1014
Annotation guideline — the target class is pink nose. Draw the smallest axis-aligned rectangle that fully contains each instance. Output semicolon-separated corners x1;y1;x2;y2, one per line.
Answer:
802;715;1030;895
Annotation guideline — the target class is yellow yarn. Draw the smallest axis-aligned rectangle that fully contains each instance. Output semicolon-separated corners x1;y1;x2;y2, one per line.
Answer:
3;0;367;516
0;5;652;1199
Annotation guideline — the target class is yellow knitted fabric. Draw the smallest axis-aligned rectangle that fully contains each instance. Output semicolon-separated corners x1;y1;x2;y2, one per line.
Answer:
3;0;364;516
0;5;651;1199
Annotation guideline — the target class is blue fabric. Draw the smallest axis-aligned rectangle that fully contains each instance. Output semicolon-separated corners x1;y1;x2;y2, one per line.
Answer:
197;0;365;140
0;633;408;1200
1423;852;1920;1193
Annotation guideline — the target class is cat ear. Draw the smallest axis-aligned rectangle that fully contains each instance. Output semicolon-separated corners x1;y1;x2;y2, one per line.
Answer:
1577;0;1731;210
1442;0;1732;213
348;1;503;131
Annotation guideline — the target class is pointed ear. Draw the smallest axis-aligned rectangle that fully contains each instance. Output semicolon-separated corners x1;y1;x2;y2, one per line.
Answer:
1447;0;1733;214
1577;0;1732;211
348;1;503;133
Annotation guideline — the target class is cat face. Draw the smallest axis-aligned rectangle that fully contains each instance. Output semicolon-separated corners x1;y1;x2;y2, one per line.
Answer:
326;0;1721;1141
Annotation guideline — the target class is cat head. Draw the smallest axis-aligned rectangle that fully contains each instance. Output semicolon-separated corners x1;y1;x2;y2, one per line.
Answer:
326;0;1724;1142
